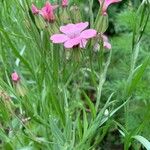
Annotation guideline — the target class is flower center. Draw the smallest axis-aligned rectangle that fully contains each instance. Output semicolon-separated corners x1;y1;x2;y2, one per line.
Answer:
67;29;80;39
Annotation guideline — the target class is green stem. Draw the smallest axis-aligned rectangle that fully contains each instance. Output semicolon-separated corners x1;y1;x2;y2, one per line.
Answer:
89;0;94;27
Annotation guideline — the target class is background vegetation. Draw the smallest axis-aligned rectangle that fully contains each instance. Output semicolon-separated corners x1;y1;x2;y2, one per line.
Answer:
0;0;150;149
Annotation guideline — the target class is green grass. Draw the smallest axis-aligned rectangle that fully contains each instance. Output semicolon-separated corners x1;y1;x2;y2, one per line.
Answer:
0;0;150;149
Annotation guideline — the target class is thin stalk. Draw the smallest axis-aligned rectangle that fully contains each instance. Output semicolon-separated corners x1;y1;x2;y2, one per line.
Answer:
96;50;112;111
89;0;94;27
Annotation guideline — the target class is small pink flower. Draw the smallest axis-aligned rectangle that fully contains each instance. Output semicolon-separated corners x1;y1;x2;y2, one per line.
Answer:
31;1;58;22
102;35;111;49
98;0;122;15
31;4;39;14
50;22;97;48
62;0;68;7
11;72;20;82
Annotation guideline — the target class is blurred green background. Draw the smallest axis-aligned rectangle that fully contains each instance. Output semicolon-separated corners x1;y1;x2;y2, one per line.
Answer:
0;0;150;149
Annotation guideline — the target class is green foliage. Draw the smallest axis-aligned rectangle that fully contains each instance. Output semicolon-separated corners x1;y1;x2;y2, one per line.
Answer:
0;0;150;150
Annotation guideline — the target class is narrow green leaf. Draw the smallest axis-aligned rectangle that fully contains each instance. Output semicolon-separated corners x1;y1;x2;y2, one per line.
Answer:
82;91;96;118
133;135;150;150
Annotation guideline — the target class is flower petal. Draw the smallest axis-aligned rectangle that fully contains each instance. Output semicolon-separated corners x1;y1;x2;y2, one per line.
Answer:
60;24;76;34
60;22;89;34
80;29;97;39
39;1;58;21
80;39;87;48
50;34;69;43
101;34;111;49
62;0;68;7
104;41;112;49
101;35;108;42
99;0;122;13
75;22;89;32
64;37;81;48
31;4;39;14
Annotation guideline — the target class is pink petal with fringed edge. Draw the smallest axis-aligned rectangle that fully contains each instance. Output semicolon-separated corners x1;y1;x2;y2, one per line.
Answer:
75;22;89;32
31;4;39;14
106;0;122;6
60;22;89;35
102;34;112;49
62;0;68;7
36;1;58;21
64;37;81;48
80;29;97;39
99;0;122;13
50;34;69;43
60;24;76;34
43;1;58;11
102;35;108;41
104;41;112;49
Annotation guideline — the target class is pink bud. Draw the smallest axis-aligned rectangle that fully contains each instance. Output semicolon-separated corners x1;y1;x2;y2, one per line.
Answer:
11;72;20;82
102;35;112;49
62;0;68;7
31;4;39;14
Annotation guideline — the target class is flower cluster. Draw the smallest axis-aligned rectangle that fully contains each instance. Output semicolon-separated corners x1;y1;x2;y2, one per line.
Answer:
31;0;122;50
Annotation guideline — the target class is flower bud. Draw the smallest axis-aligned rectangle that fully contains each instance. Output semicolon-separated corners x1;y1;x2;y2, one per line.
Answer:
11;72;20;83
95;14;108;33
11;72;26;97
102;35;112;50
0;90;14;117
35;15;47;29
31;2;58;25
70;5;82;23
31;4;39;14
104;109;109;116
60;8;71;24
47;22;59;35
93;33;111;52
16;83;26;97
62;0;68;7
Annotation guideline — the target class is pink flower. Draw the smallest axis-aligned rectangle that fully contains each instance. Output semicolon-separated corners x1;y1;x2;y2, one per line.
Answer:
62;0;68;7
31;1;58;22
102;35;111;49
98;0;122;15
11;72;20;82
50;22;97;49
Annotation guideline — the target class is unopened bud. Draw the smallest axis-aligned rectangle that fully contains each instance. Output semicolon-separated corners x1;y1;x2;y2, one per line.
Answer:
94;15;108;33
60;8;71;24
35;15;47;29
93;33;111;52
11;72;20;83
104;109;109;116
62;0;68;7
70;5;82;23
47;22;59;35
11;72;26;97
16;83;26;97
